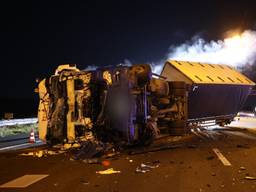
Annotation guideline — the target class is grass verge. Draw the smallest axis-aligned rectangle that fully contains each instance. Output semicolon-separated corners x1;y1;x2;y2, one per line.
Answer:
0;123;38;138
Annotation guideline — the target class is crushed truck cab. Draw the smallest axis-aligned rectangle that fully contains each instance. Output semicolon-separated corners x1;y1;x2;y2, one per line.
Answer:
38;62;255;145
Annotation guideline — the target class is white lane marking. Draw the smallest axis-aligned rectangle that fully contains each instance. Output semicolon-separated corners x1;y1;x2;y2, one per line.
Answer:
212;148;232;166
0;174;49;188
0;141;42;152
0;143;30;151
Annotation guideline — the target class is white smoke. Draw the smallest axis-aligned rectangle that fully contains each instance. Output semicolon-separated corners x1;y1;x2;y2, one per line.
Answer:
84;59;133;71
152;30;256;74
84;65;98;71
150;60;166;74
123;58;133;66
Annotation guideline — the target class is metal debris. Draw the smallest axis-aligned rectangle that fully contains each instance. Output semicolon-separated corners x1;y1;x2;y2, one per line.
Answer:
73;141;116;162
20;150;65;158
62;143;72;150
80;180;90;185
104;151;119;158
74;141;104;160
82;158;100;164
136;166;150;173
96;168;121;175
244;176;256;180
135;161;160;173
72;143;81;148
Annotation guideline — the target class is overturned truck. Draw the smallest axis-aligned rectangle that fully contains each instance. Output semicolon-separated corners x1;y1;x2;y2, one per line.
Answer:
38;60;255;145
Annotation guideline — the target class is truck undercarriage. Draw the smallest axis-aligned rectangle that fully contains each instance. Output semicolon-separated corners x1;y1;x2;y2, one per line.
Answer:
38;61;255;146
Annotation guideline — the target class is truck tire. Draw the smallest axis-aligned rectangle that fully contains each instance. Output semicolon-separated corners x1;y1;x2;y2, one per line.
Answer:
131;64;152;87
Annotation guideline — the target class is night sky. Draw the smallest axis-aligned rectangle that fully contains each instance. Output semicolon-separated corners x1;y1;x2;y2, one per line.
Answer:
0;0;256;116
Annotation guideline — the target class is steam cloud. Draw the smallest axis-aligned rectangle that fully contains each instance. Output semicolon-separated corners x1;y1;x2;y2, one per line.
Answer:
84;30;256;82
84;59;132;71
84;65;98;71
152;30;256;75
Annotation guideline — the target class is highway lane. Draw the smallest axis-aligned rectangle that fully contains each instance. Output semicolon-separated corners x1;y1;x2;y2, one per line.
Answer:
1;128;256;192
0;134;45;152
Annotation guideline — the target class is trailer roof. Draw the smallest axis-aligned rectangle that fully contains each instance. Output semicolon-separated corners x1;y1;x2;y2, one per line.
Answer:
163;60;255;85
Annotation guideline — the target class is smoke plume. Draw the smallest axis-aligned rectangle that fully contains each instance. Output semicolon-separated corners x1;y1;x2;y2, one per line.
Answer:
152;30;256;78
84;65;98;71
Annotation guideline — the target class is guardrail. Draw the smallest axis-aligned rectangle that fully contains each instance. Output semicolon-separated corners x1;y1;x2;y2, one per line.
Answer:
0;118;38;127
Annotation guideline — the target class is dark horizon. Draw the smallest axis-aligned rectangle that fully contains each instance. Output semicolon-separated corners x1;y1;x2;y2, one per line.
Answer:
1;0;256;117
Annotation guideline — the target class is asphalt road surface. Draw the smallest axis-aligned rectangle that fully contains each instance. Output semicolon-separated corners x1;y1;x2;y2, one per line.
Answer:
0;134;44;152
1;127;256;192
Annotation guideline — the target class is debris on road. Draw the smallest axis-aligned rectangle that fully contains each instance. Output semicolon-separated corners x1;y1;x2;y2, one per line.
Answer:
20;142;84;159
236;144;250;148
239;166;246;170
135;161;160;173
61;143;80;150
101;160;111;167
62;143;72;150
187;144;198;148
206;156;215;160
244;176;256;180
136;166;150;173
53;183;59;187
72;143;81;148
96;168;121;175
104;152;119;158
80;179;90;185
82;158;100;164
73;141;116;162
73;141;104;160
35;150;43;157
20;149;65;158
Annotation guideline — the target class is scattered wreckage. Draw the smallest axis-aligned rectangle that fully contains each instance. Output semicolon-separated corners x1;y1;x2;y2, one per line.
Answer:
37;60;255;149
